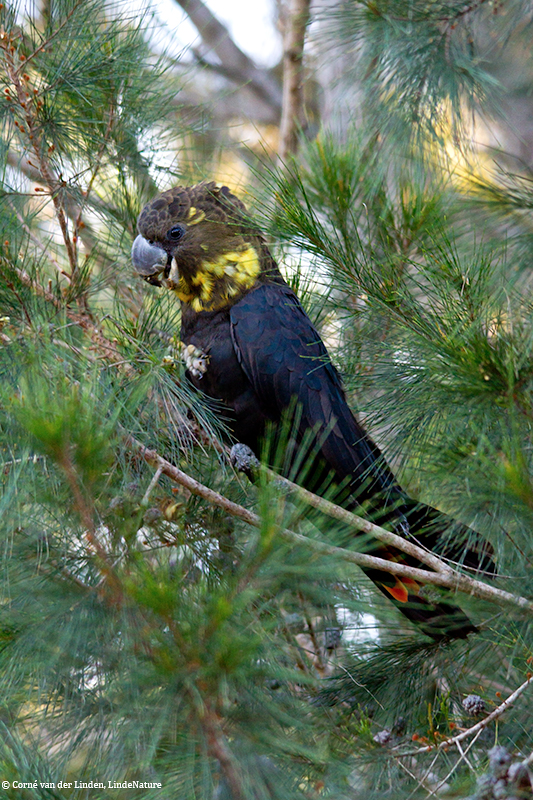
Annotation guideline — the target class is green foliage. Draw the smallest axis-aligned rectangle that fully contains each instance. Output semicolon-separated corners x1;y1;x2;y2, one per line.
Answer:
321;0;532;143
0;0;533;798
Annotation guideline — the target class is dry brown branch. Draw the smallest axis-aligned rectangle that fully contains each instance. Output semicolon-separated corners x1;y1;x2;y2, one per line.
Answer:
174;0;282;114
278;0;311;160
201;709;247;800
3;44;78;277
124;435;533;614
398;675;533;757
218;441;458;574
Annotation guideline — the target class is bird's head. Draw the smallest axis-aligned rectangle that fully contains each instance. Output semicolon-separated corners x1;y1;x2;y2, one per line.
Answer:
132;182;282;313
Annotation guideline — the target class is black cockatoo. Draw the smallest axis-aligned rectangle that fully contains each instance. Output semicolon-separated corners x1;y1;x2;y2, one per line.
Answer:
131;181;493;640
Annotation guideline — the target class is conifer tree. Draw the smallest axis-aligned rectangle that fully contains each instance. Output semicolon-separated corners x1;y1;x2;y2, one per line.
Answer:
0;2;533;799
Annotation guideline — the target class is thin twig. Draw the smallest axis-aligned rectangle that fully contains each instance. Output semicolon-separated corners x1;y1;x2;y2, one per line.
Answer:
250;460;455;575
454;739;475;773
12;266;131;369
17;0;85;71
141;465;164;506
437;0;489;23
397;676;533;756
3;43;77;277
221;441;459;576
7;149;103;253
298;591;325;674
73;103;116;249
7;199;70;279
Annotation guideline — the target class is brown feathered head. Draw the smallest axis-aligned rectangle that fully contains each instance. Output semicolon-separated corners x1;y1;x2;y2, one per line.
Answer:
132;182;283;312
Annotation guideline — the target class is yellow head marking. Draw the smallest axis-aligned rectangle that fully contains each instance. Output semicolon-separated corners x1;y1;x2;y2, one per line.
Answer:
200;247;260;286
203;256;227;278
191;271;208;287
225;246;261;289
187;207;206;225
175;276;195;303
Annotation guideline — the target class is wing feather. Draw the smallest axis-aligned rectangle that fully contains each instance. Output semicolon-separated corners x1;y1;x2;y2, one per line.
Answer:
230;283;399;501
230;283;485;639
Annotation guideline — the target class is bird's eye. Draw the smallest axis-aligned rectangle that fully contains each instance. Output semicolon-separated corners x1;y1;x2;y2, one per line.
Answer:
167;225;186;242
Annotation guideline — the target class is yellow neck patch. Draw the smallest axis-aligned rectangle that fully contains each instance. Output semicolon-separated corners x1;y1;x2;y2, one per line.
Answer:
170;245;261;312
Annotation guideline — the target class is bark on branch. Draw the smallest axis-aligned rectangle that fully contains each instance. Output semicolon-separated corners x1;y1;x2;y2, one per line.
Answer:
278;0;311;160
397;675;533;756
124;435;533;615
173;0;282;115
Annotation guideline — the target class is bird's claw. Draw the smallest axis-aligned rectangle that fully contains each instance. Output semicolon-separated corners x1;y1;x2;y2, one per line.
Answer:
180;342;209;379
230;443;260;481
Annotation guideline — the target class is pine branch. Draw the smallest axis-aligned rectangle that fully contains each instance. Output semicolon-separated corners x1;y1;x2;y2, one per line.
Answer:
72;102;117;258
17;0;85;70
243;456;456;575
2;40;78;277
201;708;247;800
11;266;130;368
6;150;103;255
124;435;533;615
6;197;70;280
436;0;490;23
397;675;533;756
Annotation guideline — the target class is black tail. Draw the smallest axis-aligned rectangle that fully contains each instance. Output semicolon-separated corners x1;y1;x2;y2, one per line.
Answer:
359;495;495;640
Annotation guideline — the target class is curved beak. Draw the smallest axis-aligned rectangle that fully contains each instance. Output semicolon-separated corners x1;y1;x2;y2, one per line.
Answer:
131;235;168;285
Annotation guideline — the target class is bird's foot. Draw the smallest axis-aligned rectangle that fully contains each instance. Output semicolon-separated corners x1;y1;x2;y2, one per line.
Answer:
180;342;209;379
230;443;260;482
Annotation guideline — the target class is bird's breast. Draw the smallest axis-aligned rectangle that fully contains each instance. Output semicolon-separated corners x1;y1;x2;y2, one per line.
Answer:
180;307;267;448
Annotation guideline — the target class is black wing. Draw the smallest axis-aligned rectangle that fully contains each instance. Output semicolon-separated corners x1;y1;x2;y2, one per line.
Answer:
230;283;487;639
229;282;400;504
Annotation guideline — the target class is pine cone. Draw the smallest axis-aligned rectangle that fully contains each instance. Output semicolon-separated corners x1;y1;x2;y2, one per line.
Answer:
463;694;486;716
324;627;342;650
373;729;391;745
489;746;511;779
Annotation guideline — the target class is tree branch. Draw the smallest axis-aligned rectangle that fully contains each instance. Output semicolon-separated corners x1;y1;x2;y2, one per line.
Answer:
6;196;70;280
246;458;456;575
11;266;131;368
278;0;311;160
2;42;78;277
6;149;102;254
173;0;282;115
124;435;533;615
397;675;533;756
201;708;247;800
